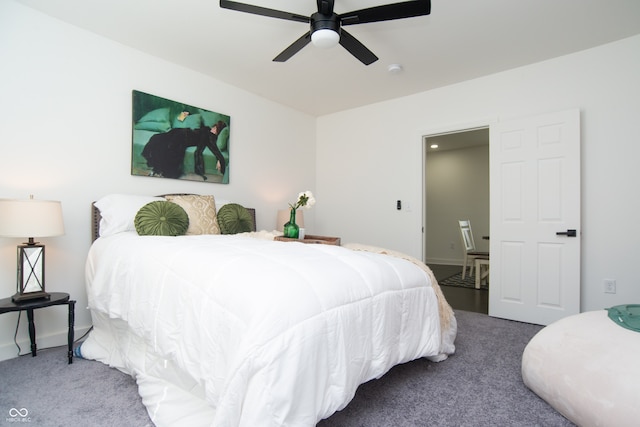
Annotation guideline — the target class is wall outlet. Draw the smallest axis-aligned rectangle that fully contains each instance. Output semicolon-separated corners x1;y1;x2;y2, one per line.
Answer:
604;279;616;294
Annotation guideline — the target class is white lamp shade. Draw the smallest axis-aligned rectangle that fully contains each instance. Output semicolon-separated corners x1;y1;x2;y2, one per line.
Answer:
0;199;65;238
311;29;340;49
276;209;304;232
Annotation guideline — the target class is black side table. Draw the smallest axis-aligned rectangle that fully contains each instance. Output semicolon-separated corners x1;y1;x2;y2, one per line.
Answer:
0;292;76;364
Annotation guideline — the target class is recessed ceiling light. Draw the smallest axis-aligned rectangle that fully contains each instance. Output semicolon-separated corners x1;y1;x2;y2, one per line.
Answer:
430;144;439;149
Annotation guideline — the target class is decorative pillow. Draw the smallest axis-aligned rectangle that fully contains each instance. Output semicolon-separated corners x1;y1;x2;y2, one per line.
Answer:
95;194;165;237
215;199;231;212
217;203;254;234
134;201;189;236
164;194;220;235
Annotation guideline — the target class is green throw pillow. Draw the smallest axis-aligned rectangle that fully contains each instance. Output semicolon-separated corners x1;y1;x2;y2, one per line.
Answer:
134;201;189;236
217;204;253;234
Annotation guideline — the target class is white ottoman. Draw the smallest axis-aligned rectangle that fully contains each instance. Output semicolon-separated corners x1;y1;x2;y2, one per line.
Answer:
522;310;640;427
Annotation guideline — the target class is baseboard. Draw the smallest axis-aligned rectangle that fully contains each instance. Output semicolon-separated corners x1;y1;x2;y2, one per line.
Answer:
0;324;92;363
425;257;463;266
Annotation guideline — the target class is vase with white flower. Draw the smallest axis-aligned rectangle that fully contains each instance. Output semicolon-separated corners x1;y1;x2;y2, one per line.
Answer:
283;191;315;239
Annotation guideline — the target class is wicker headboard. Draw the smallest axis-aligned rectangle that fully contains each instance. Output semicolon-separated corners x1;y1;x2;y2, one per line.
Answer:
91;195;256;242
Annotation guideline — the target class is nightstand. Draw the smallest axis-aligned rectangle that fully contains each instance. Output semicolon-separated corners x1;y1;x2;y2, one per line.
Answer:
274;234;341;245
0;292;76;364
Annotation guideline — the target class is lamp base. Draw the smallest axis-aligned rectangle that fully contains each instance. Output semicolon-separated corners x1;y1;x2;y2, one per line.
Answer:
12;291;51;303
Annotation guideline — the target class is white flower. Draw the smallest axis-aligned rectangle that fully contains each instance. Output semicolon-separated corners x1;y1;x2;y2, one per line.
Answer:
290;190;315;210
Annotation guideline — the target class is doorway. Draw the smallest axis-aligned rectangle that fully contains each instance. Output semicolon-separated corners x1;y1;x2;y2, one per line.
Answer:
423;128;489;314
424;128;490;265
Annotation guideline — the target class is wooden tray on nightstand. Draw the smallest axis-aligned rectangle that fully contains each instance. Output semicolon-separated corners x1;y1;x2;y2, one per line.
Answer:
274;234;341;246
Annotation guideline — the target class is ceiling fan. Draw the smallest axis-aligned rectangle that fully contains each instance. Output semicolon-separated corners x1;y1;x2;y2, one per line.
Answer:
219;0;431;65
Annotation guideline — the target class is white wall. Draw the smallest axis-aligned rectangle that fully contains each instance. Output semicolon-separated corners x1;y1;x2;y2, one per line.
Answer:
0;1;316;361
316;35;640;313
426;144;490;265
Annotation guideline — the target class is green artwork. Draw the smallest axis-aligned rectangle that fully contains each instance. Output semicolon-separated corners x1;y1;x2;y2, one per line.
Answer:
131;90;230;184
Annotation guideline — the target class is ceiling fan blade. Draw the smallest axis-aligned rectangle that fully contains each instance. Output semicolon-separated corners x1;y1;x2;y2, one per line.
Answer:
273;32;312;62
340;0;431;26
220;0;309;23
338;29;378;65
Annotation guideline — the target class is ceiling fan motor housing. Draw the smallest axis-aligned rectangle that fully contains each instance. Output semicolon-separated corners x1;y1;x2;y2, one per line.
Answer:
311;12;340;35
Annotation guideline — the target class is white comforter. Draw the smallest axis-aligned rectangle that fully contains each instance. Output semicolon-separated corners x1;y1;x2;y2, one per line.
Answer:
83;232;456;427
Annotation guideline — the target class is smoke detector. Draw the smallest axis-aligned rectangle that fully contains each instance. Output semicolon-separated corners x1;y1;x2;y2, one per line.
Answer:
387;64;403;74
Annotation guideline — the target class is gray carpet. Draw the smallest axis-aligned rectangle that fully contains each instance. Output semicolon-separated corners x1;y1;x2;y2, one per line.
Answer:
0;310;573;426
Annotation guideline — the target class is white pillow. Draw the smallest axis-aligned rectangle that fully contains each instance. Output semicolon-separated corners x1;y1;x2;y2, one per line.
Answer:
95;194;164;237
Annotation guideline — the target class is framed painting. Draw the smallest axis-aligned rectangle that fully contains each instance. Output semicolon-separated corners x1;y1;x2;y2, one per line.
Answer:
131;90;230;184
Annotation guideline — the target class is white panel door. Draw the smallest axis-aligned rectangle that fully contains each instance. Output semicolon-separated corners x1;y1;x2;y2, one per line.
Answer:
489;109;580;325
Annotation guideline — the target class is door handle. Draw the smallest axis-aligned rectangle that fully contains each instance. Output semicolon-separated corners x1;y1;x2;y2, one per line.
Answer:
556;229;577;237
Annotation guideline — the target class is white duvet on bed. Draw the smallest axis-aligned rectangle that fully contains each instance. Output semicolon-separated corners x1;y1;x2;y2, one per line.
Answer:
82;232;456;426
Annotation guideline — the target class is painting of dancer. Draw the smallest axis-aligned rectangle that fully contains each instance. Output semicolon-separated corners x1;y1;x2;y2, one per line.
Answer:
131;90;230;184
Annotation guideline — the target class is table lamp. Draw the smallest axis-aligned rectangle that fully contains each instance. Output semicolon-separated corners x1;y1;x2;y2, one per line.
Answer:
0;196;65;302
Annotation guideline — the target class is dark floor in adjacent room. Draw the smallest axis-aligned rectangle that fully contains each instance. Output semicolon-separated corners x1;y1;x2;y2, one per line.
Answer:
428;263;488;314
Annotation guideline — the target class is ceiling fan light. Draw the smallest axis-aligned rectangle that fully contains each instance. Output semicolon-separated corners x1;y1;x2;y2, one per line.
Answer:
311;29;339;49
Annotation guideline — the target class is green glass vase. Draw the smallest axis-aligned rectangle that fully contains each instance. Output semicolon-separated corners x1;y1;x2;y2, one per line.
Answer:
283;208;299;239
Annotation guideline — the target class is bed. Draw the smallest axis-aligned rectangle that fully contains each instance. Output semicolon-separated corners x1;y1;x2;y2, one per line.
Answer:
79;194;457;426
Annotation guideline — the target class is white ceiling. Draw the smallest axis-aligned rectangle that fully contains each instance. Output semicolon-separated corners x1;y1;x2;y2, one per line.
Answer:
16;0;640;116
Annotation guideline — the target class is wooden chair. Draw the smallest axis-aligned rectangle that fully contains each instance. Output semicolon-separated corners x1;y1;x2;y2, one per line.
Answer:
458;220;489;280
475;258;490;289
